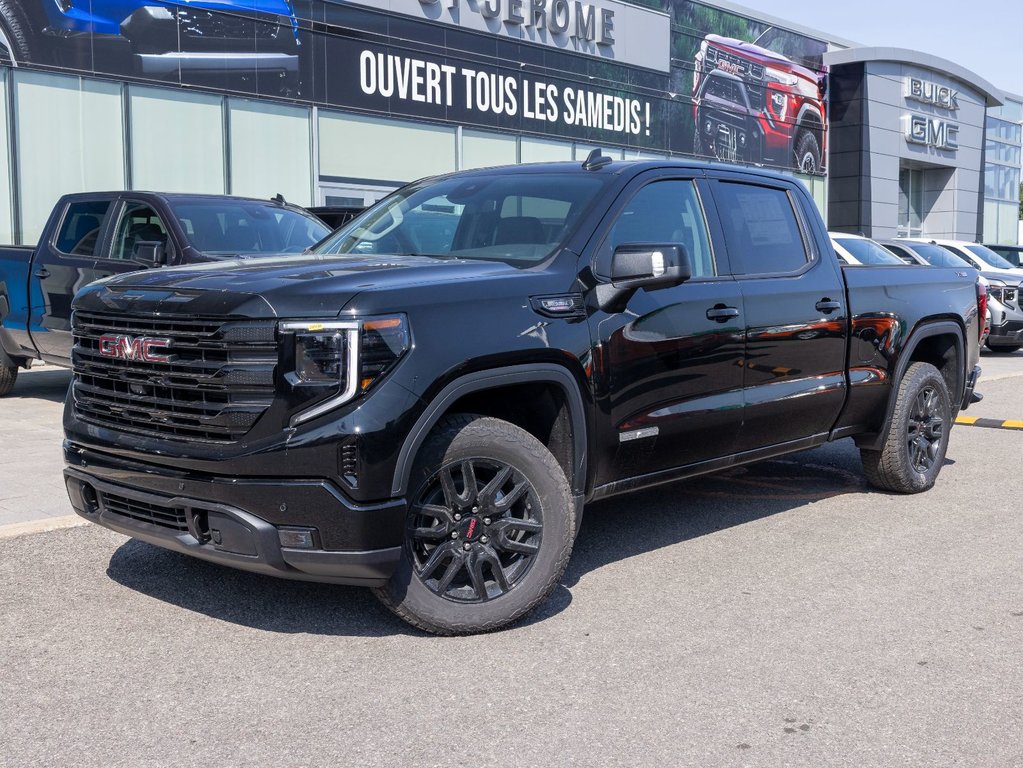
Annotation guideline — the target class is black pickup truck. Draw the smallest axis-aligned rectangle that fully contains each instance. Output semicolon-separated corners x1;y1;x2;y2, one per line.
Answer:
0;191;329;394
63;157;984;634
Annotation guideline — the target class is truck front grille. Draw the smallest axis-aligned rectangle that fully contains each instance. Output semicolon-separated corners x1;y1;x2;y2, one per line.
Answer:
706;46;766;81
72;311;277;444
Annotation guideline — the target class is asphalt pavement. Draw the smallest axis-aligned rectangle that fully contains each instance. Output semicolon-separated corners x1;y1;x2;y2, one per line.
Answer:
1;354;1022;766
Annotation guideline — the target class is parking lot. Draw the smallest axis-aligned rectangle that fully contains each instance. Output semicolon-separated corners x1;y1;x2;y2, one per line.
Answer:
2;354;1022;767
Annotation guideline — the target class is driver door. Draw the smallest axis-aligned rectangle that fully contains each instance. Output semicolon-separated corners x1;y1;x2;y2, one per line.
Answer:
587;174;745;487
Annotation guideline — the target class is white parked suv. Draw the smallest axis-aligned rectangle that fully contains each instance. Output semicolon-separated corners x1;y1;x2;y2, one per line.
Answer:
904;239;1022;353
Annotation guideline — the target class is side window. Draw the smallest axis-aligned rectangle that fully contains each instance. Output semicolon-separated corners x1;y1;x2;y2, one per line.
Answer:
608;180;715;278
884;244;915;264
54;201;111;257
110;203;169;261
715;183;809;275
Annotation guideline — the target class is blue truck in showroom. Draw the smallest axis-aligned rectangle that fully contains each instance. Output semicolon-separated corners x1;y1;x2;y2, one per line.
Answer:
0;190;329;394
60;156;985;634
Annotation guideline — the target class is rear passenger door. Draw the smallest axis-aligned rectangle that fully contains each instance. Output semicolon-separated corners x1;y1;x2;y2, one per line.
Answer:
29;199;114;359
588;174;746;485
705;174;848;452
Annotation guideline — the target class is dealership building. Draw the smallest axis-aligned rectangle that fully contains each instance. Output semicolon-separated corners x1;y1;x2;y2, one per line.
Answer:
0;0;1019;246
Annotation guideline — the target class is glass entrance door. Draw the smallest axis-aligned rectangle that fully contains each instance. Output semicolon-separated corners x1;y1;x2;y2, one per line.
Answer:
898;167;923;237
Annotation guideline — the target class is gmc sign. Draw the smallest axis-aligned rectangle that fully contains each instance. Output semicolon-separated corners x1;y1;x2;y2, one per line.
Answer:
98;335;173;364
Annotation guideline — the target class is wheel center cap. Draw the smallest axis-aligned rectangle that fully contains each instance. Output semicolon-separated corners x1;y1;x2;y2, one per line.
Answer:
463;517;481;541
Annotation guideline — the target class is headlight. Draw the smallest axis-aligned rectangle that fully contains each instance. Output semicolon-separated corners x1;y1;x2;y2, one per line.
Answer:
987;283;1005;303
279;315;410;425
765;67;798;87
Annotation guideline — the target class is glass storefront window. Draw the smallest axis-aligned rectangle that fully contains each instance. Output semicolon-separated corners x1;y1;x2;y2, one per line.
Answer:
318;112;456;183
985;139;1021;166
229;99;312;206
987;116;1022;144
462;129;517;170
985;163;1020;202
130;86;225;194
13;70;125;244
0;70;12;245
520;137;574;163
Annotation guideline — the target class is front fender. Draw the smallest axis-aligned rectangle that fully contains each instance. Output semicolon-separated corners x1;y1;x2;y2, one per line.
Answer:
390;363;589;498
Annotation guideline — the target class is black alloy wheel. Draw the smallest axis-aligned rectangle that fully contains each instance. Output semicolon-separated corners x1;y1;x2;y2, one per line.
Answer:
906;384;944;473
374;415;576;635
860;362;952;494
408;458;543;603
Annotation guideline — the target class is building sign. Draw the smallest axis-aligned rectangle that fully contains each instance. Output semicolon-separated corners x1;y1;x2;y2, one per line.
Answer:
0;0;828;174
347;0;671;72
905;77;960;111
905;114;960;151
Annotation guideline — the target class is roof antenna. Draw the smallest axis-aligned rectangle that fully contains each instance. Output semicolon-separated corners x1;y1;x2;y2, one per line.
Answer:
582;148;613;171
271;193;286;205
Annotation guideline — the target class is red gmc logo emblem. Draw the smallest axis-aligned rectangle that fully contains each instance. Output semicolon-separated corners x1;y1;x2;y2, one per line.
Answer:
98;335;173;363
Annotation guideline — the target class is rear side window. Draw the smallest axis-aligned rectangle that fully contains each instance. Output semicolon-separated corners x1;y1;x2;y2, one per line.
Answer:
715;183;808;275
54;201;111;257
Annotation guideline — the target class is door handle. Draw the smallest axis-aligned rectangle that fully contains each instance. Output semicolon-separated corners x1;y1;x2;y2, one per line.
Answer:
815;298;841;313
706;305;740;322
34;268;50;279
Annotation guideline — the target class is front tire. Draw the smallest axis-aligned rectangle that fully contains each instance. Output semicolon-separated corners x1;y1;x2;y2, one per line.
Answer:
374;414;576;635
0;0;37;65
0;364;16;396
793;129;822;174
860;362;951;494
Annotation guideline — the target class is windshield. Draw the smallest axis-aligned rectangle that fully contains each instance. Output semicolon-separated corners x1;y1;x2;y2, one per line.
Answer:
911;243;973;269
313;173;606;266
834;237;904;265
965;244;1017;270
171;201;330;255
753;27;826;70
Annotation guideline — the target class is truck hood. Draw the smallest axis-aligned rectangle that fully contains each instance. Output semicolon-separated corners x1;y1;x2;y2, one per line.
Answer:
74;252;529;319
704;34;817;79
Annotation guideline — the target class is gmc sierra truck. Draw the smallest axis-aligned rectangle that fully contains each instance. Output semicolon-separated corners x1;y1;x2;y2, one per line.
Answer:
63;156;984;635
0;191;329;394
692;27;827;173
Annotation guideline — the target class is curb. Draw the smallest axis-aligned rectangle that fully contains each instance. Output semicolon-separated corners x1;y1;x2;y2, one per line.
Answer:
0;515;86;540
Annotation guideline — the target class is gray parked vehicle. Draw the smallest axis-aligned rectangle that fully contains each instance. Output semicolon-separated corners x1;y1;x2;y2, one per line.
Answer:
882;239;1021;353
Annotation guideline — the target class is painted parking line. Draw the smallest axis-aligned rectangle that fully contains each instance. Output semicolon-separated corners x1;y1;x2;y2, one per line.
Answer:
955;416;1023;431
0;515;86;540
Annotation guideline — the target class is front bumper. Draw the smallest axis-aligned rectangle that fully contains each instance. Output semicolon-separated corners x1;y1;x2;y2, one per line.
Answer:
987;319;1023;346
136;51;298;75
120;6;299;74
64;444;405;587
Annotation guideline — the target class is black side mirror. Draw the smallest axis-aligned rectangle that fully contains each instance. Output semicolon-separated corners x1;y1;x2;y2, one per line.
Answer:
597;244;692;312
133;241;166;267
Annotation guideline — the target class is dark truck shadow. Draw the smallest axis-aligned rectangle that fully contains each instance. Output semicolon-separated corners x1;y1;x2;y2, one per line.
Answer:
106;440;868;636
10;367;72;404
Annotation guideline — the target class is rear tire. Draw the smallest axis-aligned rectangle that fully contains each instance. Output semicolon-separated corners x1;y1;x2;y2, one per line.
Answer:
860;362;951;494
374;414;576;635
986;343;1021;353
0;365;17;396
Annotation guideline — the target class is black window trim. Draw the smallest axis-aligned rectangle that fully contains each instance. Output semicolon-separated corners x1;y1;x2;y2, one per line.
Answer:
589;171;725;284
96;198;173;264
50;199;114;260
705;175;819;280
